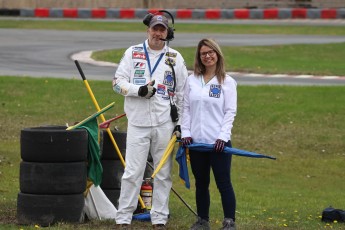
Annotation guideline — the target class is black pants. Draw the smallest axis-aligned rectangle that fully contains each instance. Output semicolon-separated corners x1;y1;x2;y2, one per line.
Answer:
189;141;236;221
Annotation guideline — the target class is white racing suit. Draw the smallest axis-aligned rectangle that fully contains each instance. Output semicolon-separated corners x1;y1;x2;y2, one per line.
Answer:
112;39;188;225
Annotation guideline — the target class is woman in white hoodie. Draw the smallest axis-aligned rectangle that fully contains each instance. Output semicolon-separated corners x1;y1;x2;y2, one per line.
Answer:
181;38;237;230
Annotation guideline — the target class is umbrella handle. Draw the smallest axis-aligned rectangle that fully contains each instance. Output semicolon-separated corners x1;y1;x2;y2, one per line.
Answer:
151;135;177;179
99;113;126;129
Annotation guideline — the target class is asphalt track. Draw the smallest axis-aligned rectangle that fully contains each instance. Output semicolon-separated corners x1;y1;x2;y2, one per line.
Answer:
1;19;345;85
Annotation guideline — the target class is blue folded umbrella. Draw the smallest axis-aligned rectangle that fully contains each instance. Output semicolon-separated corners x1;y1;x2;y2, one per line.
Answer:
175;146;190;189
189;143;276;160
175;143;276;189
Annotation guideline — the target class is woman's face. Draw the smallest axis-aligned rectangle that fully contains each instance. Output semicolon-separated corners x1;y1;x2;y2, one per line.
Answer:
199;45;218;68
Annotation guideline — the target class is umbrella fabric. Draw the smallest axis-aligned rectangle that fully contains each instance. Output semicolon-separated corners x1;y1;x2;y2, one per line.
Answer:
132;212;151;221
175;143;276;189
189;143;276;160
175;145;190;189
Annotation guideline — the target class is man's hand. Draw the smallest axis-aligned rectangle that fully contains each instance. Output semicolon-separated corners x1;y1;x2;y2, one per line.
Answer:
138;80;156;99
182;137;193;147
172;125;181;139
214;139;226;153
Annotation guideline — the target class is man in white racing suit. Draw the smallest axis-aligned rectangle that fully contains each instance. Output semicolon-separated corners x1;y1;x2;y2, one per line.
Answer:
112;13;188;229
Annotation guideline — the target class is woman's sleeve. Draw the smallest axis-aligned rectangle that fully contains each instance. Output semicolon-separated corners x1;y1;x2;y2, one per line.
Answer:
218;76;237;141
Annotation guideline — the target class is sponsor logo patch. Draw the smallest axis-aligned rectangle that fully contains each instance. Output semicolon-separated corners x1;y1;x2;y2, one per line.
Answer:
132;51;146;60
113;85;128;95
114;85;121;93
133;78;146;85
165;52;177;58
157;84;166;95
209;84;221;98
134;62;146;69
163;71;174;87
165;57;176;66
134;70;145;78
132;46;144;51
167;88;175;97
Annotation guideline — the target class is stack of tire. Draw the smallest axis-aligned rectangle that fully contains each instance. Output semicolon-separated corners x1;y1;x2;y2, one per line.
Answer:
17;126;88;227
100;130;153;209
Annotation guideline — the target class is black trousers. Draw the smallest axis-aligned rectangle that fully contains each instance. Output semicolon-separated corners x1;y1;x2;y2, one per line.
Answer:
189;141;236;221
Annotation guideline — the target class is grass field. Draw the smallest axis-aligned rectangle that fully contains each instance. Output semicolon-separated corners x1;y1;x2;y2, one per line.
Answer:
92;42;345;76
0;77;344;230
0;19;344;229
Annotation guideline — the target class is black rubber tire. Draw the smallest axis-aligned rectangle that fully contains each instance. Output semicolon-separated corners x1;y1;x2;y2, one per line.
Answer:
102;188;121;209
100;160;154;190
20;161;87;195
101;130;153;162
100;160;124;189
17;192;84;226
21;126;88;162
100;131;127;160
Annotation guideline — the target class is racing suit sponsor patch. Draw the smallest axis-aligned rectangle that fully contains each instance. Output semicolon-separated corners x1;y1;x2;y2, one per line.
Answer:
132;46;144;51
134;62;146;69
132;51;146;60
114;85;128;95
133;78;146;85
167;87;175;97
157;84;166;95
113;84;121;93
163;71;174;87
165;52;177;58
165;57;176;66
134;70;145;78
209;84;221;98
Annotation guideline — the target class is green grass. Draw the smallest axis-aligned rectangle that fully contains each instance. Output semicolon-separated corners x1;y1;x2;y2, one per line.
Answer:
92;42;345;76
0;76;344;229
1;19;345;35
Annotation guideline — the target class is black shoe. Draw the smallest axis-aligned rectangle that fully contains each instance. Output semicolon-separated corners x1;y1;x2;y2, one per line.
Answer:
190;217;210;230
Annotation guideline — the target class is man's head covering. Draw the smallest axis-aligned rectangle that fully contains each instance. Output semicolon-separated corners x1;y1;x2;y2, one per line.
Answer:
149;15;168;29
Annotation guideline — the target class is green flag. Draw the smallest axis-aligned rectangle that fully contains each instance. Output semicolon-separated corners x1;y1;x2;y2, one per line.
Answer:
78;118;103;186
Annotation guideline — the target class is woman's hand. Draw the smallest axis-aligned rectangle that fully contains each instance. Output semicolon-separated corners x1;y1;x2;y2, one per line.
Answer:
181;137;193;147
214;139;226;153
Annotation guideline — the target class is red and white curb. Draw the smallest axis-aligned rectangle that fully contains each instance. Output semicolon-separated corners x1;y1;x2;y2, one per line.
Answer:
71;50;118;67
18;8;345;20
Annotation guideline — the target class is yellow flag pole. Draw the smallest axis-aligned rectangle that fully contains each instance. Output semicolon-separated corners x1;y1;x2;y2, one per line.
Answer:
74;60;146;210
151;135;177;179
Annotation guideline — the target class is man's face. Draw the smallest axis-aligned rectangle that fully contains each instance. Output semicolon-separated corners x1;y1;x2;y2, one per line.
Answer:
148;25;168;49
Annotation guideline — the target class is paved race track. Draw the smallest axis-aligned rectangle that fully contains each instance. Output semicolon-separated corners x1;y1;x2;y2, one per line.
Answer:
1;27;345;85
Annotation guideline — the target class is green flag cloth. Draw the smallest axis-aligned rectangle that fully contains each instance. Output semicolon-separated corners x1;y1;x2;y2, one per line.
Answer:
77;117;103;186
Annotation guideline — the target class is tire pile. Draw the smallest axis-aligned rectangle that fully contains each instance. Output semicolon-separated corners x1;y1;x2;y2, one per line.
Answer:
17;126;88;226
